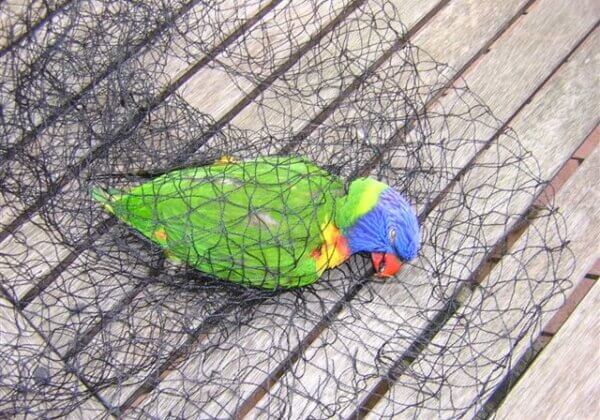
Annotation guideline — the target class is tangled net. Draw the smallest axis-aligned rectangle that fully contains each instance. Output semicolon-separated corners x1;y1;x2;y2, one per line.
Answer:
0;1;573;418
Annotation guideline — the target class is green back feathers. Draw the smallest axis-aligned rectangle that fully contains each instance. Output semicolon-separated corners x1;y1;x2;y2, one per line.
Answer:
92;156;345;289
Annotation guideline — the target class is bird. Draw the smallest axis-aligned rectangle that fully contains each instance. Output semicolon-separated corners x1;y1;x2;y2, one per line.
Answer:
91;155;420;289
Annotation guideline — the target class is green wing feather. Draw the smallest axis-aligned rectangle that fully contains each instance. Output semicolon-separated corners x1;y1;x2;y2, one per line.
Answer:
93;156;345;289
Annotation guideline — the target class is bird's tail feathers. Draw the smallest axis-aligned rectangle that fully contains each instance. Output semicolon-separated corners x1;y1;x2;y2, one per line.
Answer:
91;186;123;215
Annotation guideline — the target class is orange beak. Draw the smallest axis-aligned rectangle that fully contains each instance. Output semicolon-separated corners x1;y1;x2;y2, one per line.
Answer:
371;252;403;278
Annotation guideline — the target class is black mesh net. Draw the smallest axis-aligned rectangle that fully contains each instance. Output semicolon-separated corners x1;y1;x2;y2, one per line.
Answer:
0;1;573;418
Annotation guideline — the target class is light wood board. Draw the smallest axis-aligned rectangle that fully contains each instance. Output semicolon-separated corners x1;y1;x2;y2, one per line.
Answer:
497;270;599;418
367;26;600;419
248;2;600;418
131;0;566;417
0;0;68;49
0;295;107;418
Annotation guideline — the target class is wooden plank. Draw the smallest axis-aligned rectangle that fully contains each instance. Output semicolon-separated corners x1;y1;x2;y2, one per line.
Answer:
22;225;155;355
365;27;600;419
68;282;232;410
0;0;76;141
129;260;371;419
248;3;600;418
0;0;195;144
130;1;557;417
285;0;533;177
8;0;423;411
58;1;448;414
377;144;600;419
0;0;69;50
496;282;599;417
180;0;440;132
178;0;354;120
0;213;72;299
0;295;107;418
231;0;524;140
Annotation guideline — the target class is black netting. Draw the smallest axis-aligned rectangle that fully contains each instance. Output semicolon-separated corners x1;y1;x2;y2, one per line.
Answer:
0;1;572;418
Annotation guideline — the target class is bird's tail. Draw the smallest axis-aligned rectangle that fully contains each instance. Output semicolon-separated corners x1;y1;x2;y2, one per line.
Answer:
91;186;123;215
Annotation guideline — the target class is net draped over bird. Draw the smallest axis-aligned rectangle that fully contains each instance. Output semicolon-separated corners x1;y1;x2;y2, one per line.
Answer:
0;0;573;418
92;156;420;289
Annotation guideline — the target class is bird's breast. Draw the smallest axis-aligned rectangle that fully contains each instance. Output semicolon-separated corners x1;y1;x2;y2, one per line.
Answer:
311;222;351;273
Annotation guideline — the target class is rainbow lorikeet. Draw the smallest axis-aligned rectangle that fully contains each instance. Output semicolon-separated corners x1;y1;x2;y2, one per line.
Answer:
91;156;419;289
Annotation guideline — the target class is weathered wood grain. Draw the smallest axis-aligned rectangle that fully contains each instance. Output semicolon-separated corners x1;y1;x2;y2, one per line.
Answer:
0;295;107;418
366;27;600;419
0;0;69;50
181;0;440;132
0;0;195;239
71;282;233;409
0;213;72;299
287;0;534;177
0;0;197;145
131;0;566;417
22;225;153;355
248;2;599;418
177;0;353;120
0;0;76;137
497;262;599;418
56;1;448;413
7;0;439;412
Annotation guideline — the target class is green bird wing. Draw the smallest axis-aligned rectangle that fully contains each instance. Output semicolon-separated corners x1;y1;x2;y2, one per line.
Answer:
102;156;345;289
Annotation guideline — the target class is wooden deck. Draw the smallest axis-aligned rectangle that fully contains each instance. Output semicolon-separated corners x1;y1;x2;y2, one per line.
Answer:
0;0;598;418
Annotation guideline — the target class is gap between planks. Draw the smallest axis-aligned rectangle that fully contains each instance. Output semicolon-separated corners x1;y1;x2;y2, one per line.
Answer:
472;127;599;418
362;25;599;419
246;3;590;416
490;145;600;419
129;0;585;417
4;0;448;414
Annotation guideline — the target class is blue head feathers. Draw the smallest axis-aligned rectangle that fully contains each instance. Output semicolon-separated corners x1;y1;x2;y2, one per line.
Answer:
345;186;420;262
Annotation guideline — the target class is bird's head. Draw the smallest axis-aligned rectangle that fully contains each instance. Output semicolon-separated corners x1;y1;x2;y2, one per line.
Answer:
338;178;420;278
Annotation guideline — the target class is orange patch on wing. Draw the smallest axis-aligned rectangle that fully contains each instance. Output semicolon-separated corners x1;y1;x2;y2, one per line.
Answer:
153;227;168;242
215;155;237;165
312;222;351;273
